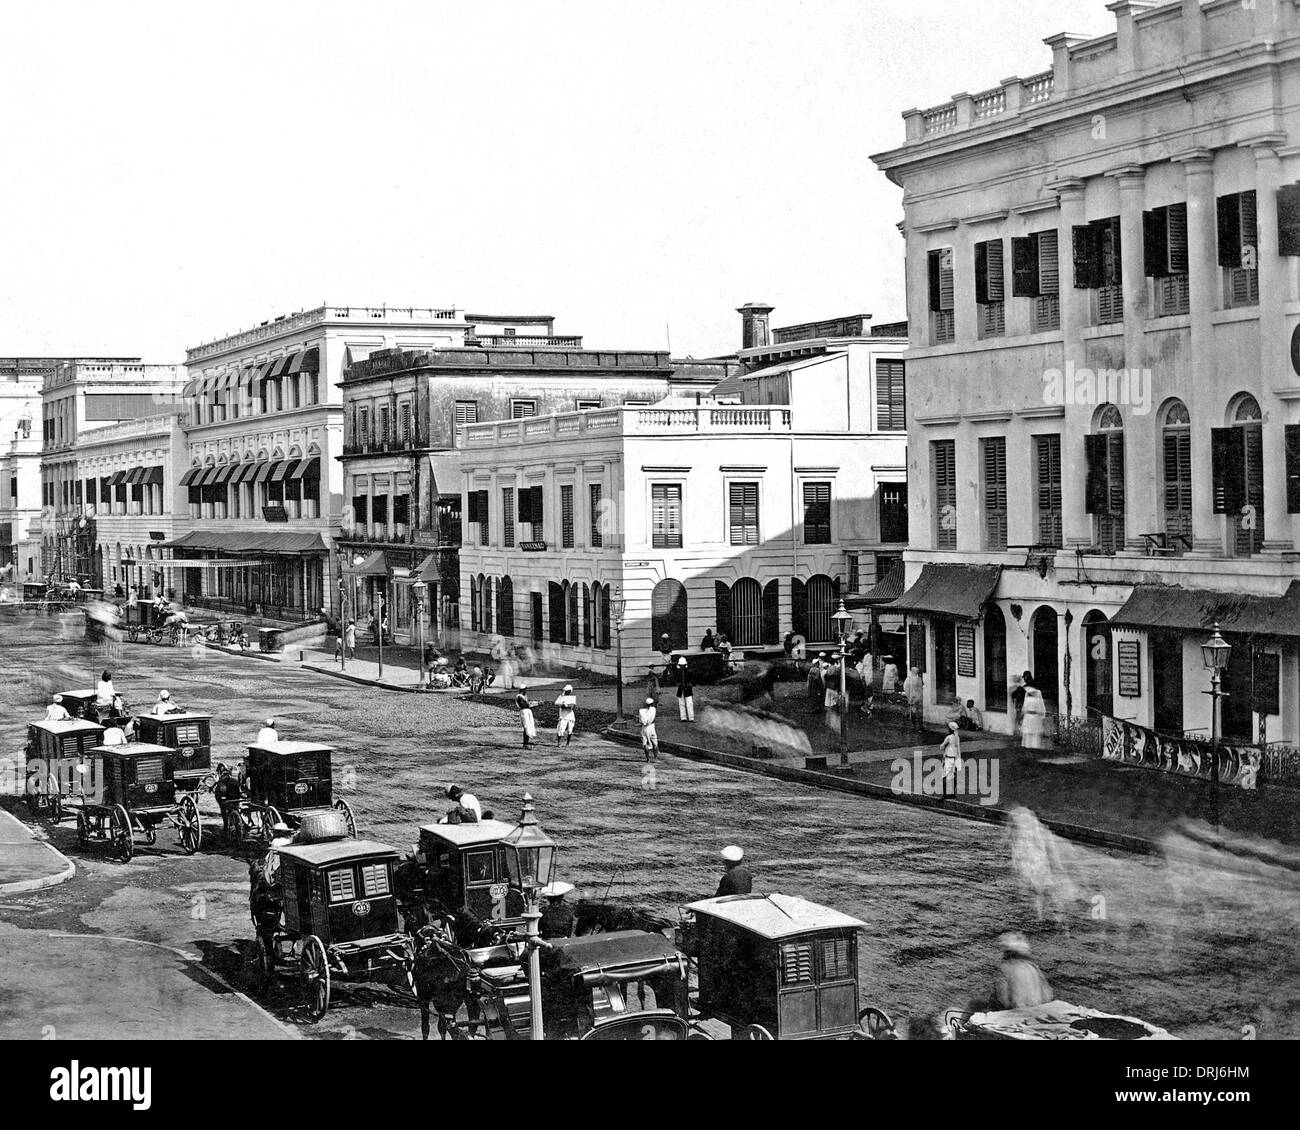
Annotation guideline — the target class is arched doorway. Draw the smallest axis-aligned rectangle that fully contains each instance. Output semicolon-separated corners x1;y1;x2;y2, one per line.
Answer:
1088;404;1126;554
805;574;836;642
730;578;763;646
1160;399;1191;552
1227;394;1264;557
983;605;1007;713
1083;609;1112;719
497;576;514;637
651;579;688;649
1031;606;1059;711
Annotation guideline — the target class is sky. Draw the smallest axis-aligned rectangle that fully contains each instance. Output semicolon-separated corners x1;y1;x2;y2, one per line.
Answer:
0;0;1113;363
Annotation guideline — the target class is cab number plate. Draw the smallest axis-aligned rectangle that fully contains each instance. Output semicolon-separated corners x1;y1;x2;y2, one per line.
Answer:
144;783;158;794
180;746;195;758
294;782;309;794
488;883;508;900
352;901;371;917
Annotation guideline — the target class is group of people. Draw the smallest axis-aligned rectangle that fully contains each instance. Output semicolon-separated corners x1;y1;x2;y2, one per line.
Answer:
1011;671;1049;749
514;685;581;749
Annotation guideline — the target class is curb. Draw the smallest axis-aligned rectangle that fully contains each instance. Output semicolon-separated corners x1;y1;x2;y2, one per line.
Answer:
602;725;1160;856
0;822;77;895
301;663;427;694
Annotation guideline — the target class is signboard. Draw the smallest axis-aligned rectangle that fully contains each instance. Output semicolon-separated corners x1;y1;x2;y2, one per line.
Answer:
149;531;167;541
956;625;976;678
262;505;289;523
414;530;440;547
521;541;548;552
1117;639;1141;698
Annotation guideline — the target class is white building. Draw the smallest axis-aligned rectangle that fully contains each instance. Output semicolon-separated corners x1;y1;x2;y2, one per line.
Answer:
871;0;1300;750
456;318;908;677
0;361;42;582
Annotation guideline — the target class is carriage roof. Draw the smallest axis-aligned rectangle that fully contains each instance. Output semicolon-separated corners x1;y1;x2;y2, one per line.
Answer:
87;742;175;759
248;740;333;757
685;894;867;940
56;688;98;700
139;711;211;724
277;838;398;868
419;819;517;847
544;931;684;983
30;719;104;737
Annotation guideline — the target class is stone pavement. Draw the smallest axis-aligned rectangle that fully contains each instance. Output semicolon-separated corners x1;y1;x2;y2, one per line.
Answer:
0;805;75;893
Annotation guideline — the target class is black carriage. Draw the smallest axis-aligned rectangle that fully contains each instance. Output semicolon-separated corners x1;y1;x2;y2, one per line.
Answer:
23;719;105;821
244;740;356;838
54;688;132;731
68;743;203;863
253;838;415;1021
134;711;212;792
403;821;527;945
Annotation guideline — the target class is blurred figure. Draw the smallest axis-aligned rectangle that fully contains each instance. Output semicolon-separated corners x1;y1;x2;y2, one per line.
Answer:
256;718;279;745
538;881;576;939
991;932;1055;1010
881;656;900;695
961;699;983;732
1021;685;1047;749
903;666;925;730
45;695;71;722
676;657;695;722
940;722;962;796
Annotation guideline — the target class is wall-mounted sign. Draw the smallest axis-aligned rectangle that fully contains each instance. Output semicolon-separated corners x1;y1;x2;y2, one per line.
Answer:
414;530;440;547
262;505;289;523
521;541;548;552
956;625;976;678
1117;639;1141;698
149;531;167;541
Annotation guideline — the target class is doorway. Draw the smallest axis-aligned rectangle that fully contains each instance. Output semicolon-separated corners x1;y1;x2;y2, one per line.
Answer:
1031;606;1059;711
1083;610;1113;719
530;592;543;646
933;616;957;704
983;605;1008;713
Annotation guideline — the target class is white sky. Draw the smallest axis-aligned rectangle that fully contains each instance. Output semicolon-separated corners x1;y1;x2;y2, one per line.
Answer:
0;0;1111;362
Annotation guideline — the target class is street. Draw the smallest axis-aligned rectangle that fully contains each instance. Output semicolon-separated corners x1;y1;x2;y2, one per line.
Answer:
2;628;1298;1040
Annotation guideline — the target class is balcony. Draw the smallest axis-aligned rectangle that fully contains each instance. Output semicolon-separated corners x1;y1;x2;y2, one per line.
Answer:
340;436;429;457
459;405;793;448
465;334;584;348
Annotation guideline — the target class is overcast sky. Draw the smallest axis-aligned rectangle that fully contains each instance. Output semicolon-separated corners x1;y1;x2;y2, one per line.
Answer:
0;0;1112;363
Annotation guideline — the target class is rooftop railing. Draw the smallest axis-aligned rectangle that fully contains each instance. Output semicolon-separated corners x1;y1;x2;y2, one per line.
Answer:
458;405;793;448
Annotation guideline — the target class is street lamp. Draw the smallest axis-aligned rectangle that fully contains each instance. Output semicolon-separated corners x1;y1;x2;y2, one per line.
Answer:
1201;622;1232;833
832;600;855;765
413;581;427;689
612;587;628;723
501;793;557;1041
337;574;348;672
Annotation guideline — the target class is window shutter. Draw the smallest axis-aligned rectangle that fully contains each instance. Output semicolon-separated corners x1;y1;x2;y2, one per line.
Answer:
561;485;574;548
974;241;989;306
1144;208;1169;277
1107;432;1126;513
1165;203;1188;274
1037;230;1060;296
467;490;479;524
531;486;544;526
1100;217;1122;285
583;584;592;646
791;577;808;639
714;580;733;640
986;239;1005;301
1163;431;1192;513
1084;434;1110;514
937;249;954;311
1073;224;1101;289
1287;425;1300;514
1011;235;1040;297
1217;193;1242;269
928;250;943;312
1278;185;1300;256
478;490;489;525
1239;191;1258;266
762;579;780;644
517;486;532;524
1211;427;1246;514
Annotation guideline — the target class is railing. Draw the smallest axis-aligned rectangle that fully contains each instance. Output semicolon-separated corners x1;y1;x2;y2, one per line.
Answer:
1023;70;1054;104
466;334;584;348
922;104;958;135
187;305;463;361
459;404;794;447
972;87;1006;119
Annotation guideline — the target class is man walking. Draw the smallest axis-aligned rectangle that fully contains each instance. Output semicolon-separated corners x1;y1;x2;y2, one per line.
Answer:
675;656;695;722
638;697;659;761
515;687;539;749
554;685;577;746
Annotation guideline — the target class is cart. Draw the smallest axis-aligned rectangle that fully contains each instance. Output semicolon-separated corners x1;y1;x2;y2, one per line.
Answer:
679;893;891;1040
134;711;213;793
953;1001;1177;1040
252;838;415;1021
243;740;356;838
67;743;203;863
23;718;105;821
54;688;132;731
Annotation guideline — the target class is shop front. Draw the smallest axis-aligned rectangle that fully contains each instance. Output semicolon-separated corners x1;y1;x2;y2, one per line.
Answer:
163;529;328;621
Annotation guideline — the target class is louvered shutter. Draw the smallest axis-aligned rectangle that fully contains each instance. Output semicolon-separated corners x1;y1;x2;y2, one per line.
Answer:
466;490;479;524
1166;203;1188;274
1107;433;1126;513
517;486;532;524
1100;217;1122;285
975;241;989;306
477;490;489;525
1011;235;1040;297
729;483;758;545
1163;432;1192;514
548;582;563;643
1278;185;1300;256
938;250;954;311
986;239;1005;301
1144;209;1169;277
582;584;592;646
790;577;808;639
1287;425;1300;514
1211;427;1246;514
984;438;1008;550
1073;224;1101;289
531;486;544;525
1084;434;1109;514
762;580;780;644
561;485;574;548
876;361;905;430
1239;191;1258;267
1037;230;1060;296
928;251;943;311
714;581;733;640
1218;193;1242;268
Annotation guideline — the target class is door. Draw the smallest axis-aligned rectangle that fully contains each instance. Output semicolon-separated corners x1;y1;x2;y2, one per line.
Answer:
983;606;1008;713
1220;633;1254;742
933;617;957;703
1031;606;1059;711
1083;611;1113;720
1151;630;1184;735
530;592;543;645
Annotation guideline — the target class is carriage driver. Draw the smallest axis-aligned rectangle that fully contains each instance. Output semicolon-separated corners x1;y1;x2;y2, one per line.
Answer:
262;822;295;886
214;766;244;840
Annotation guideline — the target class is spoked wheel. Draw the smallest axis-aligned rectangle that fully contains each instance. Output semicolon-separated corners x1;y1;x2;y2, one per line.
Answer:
738;1024;774;1041
177;794;202;855
857;1006;896;1040
301;935;331;1021
110;805;133;862
333;798;356;838
76;812;89;849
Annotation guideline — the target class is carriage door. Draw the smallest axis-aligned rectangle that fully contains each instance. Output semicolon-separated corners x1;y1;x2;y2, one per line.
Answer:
778;933;857;1038
463;849;499;921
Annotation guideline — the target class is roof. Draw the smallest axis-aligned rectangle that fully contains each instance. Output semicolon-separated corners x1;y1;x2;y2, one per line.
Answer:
30;719;104;735
248;740;333;756
277;838;399;867
345;549;389;577
846;560;905;609
1110;582;1300;638
56;688;98;700
544;930;683;984
137;711;211;724
419;818;518;847
710;352;829;398
88;742;174;758
161;530;328;554
685;893;866;940
887;563;1002;621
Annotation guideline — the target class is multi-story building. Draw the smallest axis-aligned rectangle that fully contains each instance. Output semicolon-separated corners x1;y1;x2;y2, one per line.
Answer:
338;341;735;645
38;359;188;583
871;0;1300;744
455;312;907;677
0;360;43;582
175;304;489;622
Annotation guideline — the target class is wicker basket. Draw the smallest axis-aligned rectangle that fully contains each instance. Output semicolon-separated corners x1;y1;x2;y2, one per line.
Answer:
296;809;349;843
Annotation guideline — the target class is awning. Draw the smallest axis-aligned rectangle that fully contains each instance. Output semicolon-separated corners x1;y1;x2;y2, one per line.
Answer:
143;466;164;486
124;467;147;486
268;354;294;378
1110;583;1300;638
888;564;1002;621
160;530;329;554
213;464;238;484
416;555;440;583
179;467;203;487
163;558;270;569
271;459;299;482
846;561;904;610
196;466;221;487
299;346;320;372
182;377;201;398
254;461;278;484
345;550;389;577
233;461;260;484
108;470;129;487
290;456;320;480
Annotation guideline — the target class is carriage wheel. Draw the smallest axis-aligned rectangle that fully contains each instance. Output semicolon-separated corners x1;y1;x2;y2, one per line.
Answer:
47;774;63;823
300;936;331;1021
737;1024;774;1041
333;798;356;838
857;1006;896;1040
76;812;89;849
177;795;202;855
110;805;133;862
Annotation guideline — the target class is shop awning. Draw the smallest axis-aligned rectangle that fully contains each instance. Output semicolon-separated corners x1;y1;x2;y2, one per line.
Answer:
254;461;278;484
196;466;221;486
124;467;148;486
160;530;329;554
143;466;164;485
416;555;442;583
271;459;299;482
1110;583;1300;638
268;354;295;378
290;456;320;480
887;564;1002;621
845;561;905;610
233;461;260;483
345;550;389;577
213;464;238;484
108;470;129;486
179;466;203;487
299;346;320;372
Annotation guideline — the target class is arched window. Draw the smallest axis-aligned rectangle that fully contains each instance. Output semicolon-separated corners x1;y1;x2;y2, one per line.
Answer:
730;578;763;646
804;574;838;643
497;576;514;637
651;579;688;650
469;575;480;631
1087;404;1126;553
597;583;612;649
550;581;566;644
566;580;579;645
478;574;491;635
983;605;1007;712
1161;400;1191;553
1223;393;1264;557
1030;606;1059;712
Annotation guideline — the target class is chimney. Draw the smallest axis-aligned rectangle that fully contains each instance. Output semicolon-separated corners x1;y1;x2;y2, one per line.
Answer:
737;303;775;350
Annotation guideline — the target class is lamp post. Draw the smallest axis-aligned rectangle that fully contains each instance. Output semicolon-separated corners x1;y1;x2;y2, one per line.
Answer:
1201;622;1232;833
613;587;628;723
832;600;854;765
337;573;348;672
501;793;557;1041
413;581;427;689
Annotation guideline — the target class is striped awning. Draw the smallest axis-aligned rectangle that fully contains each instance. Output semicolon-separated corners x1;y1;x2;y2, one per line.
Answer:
213;464;238;484
299;346;320;372
268;354;294;378
233;461;261;483
271;459;298;482
179;466;203;487
196;466;221;486
143;466;164;485
254;461;277;483
124;467;148;486
290;456;320;480
108;470;129;486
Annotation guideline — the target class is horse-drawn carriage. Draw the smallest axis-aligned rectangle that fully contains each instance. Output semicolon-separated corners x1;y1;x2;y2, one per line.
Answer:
251;837;415;1021
134;711;212;793
54;688;132;731
23;718;104;821
950;1001;1177;1041
67;742;203;863
240;740;356;839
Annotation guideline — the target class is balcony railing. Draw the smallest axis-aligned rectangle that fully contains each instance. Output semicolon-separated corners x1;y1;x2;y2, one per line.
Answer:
459;405;793;448
466;334;584;348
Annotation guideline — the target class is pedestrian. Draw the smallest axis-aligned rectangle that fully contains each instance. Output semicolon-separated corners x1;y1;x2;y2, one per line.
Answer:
1011;672;1029;737
515;686;539;748
214;765;244;840
715;845;752;897
538;881;576;939
806;654;825;710
675;656;695;722
256;717;279;745
554;684;577;745
1021;685;1047;750
903;665;925;730
991;932;1055;1010
344;620;357;658
638;697;659;761
700;627;717;652
962;699;983;732
940;721;962;796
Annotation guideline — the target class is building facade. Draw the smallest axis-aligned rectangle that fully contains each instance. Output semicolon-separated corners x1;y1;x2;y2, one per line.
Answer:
872;0;1300;747
0;361;42;582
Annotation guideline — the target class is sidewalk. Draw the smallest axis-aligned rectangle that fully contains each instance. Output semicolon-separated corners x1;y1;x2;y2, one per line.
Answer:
0;806;75;893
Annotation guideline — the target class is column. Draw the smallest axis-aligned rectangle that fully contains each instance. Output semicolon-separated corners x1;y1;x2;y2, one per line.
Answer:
1181;0;1204;55
1052;178;1094;548
1175;150;1223;554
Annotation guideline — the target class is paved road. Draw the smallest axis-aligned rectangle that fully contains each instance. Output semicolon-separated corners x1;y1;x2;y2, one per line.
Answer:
2;625;1298;1039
